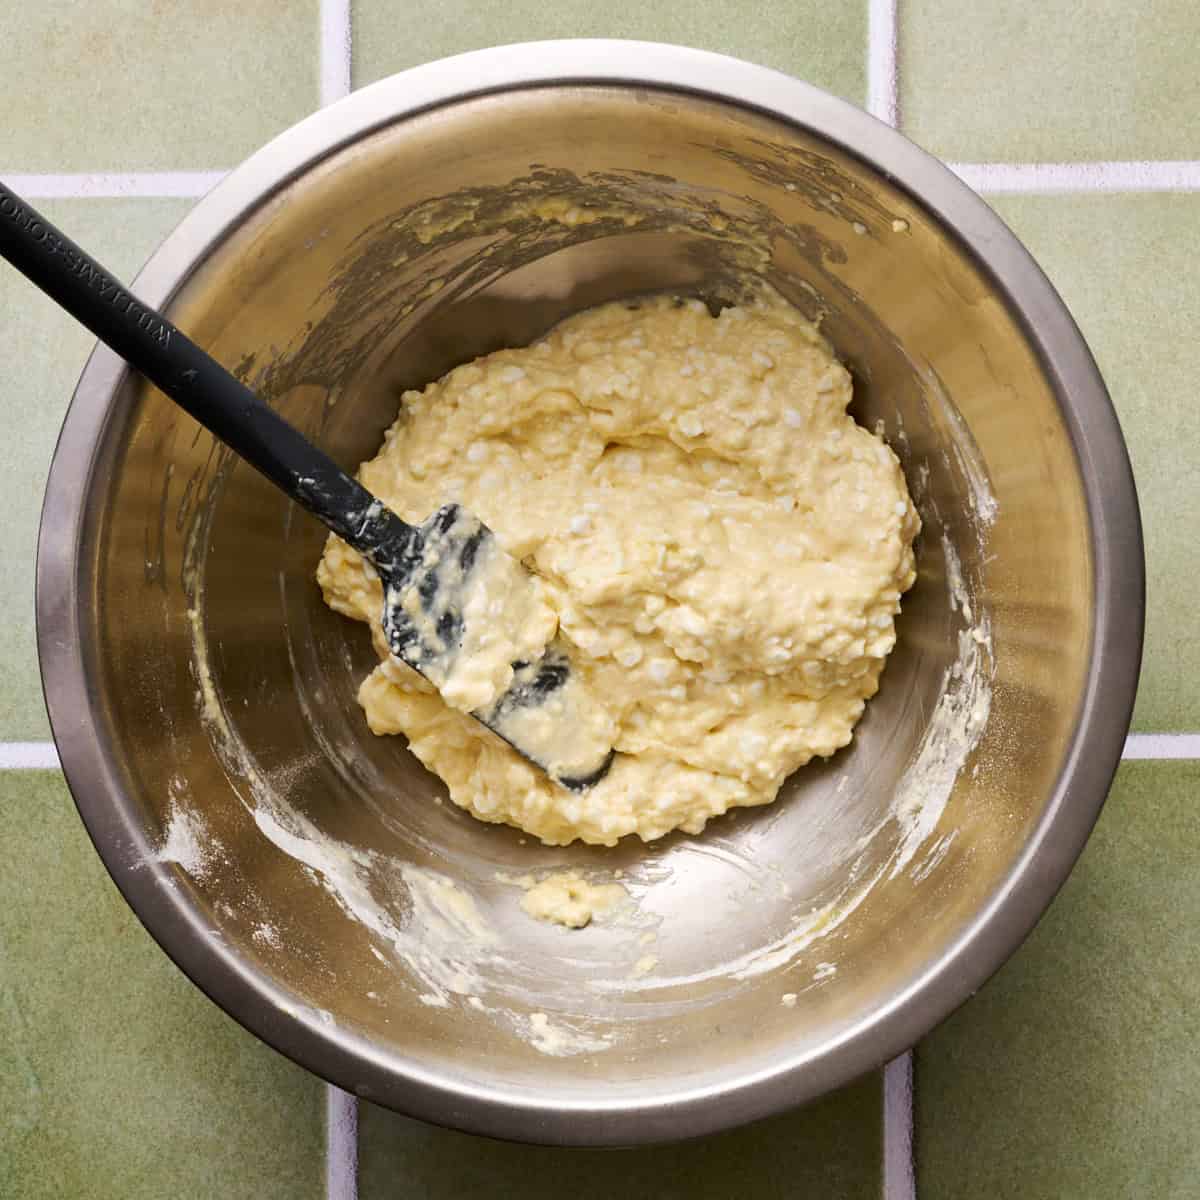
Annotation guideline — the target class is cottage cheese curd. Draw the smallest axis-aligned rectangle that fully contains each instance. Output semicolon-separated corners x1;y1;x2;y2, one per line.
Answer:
317;289;918;845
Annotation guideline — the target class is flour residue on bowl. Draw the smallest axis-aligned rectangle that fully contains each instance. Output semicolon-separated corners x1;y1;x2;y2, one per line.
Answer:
889;534;993;879
527;1011;613;1057
242;786;625;1052
181;488;508;1011
248;796;500;1010
882;362;997;879
922;362;1000;534
154;779;220;882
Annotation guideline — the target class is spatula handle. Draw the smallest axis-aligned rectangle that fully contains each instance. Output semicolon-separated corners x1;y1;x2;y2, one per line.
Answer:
0;179;397;554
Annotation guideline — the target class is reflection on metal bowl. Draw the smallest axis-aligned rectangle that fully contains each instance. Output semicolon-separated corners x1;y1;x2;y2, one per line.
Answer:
37;41;1142;1146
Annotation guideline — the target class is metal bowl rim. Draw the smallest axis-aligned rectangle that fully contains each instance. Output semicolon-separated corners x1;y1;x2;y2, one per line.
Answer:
36;39;1144;1145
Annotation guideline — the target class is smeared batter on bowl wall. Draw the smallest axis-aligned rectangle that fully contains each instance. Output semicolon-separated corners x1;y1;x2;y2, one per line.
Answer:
318;287;919;845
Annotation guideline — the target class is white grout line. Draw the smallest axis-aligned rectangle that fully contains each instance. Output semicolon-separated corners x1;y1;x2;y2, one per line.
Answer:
319;0;353;105
2;171;227;199
4;735;1193;771
866;0;899;127
319;2;354;1193
948;160;1200;194
0;742;61;769
326;1085;359;1200
883;1052;916;1200
8;162;1200;202
1122;733;1200;759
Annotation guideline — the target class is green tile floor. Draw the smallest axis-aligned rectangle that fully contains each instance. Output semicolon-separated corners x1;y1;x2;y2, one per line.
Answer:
899;1;1200;164
2;1;1198;1197
917;762;1200;1199
359;1077;883;1199
0;200;194;741
0;774;326;1200
983;193;1200;734
350;0;867;102
5;1;319;172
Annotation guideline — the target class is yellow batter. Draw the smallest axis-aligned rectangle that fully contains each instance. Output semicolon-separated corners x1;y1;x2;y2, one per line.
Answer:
317;289;919;846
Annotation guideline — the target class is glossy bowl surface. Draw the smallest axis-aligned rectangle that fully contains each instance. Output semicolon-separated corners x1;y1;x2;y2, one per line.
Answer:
38;41;1142;1145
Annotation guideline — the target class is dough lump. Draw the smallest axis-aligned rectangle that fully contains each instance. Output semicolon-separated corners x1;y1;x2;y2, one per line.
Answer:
317;289;919;846
519;872;628;929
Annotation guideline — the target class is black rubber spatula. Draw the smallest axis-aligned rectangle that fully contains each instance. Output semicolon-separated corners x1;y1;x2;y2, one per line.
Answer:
0;181;614;790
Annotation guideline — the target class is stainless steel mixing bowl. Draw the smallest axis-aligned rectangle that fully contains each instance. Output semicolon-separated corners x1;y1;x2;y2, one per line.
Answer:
38;41;1143;1145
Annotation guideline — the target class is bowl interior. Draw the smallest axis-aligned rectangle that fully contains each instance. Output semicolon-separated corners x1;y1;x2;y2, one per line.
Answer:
75;85;1092;1133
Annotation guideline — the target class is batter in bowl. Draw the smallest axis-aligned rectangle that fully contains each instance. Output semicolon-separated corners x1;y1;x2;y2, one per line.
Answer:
318;288;919;846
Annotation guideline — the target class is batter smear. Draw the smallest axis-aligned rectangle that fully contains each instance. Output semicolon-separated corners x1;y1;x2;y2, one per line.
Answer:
318;288;919;845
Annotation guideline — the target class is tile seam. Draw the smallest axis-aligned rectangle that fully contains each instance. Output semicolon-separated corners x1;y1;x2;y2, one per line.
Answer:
866;0;899;127
883;1051;915;1200
949;160;1200;193
6;735;1197;770
8;162;1200;202
319;0;353;105
325;1085;359;1200
874;15;910;1193
318;6;356;1197
0;742;62;769
1121;733;1200;759
0;171;228;198
879;0;911;1121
